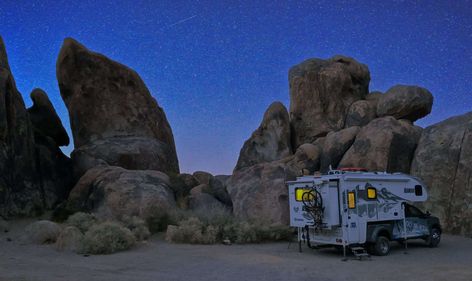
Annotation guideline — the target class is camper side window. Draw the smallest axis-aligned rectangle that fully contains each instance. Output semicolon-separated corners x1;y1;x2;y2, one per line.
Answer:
415;185;423;196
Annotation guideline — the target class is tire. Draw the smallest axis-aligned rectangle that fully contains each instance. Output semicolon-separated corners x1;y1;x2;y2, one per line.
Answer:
373;235;390;256
425;228;441;247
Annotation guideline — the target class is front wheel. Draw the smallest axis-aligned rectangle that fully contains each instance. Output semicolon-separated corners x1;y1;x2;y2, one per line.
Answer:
373;235;390;256
425;228;441;247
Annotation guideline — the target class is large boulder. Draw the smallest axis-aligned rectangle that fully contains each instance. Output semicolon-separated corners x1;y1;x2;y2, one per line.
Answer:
62;166;176;220
289;56;370;147
188;175;232;208
345;100;377;128
285;143;322;174
71;136;177;178
235;102;292;170
227;160;299;224
411;112;472;236
377;85;433;122
320;126;360;172
188;185;227;211
27;88;69;146
339;117;422;173
0;36;43;217
192;171;213;185
56;38;179;176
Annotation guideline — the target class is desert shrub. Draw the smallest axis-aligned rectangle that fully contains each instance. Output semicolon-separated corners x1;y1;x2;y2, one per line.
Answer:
55;226;84;252
234;221;259;243
165;217;218;244
82;222;136;254
24;220;61;244
258;224;293;241
218;221;293;244
146;206;190;233
66;212;98;233
192;203;233;227
121;216;151;241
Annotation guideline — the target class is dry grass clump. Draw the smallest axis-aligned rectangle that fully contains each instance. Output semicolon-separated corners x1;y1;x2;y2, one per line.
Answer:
55;226;84;252
66;212;98;233
121;216;151;241
164;204;293;245
81;222;136;255
165;217;218;244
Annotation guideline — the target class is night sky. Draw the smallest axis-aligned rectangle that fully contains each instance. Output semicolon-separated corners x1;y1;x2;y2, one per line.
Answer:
0;0;471;175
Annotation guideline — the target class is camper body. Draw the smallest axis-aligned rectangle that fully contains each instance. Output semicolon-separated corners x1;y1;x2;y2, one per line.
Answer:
287;169;441;256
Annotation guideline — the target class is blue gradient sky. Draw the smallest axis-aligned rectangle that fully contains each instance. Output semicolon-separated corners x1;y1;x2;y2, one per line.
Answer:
0;0;471;175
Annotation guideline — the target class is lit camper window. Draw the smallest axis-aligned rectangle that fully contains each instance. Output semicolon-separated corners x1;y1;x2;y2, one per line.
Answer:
348;192;356;209
295;188;315;202
367;187;377;199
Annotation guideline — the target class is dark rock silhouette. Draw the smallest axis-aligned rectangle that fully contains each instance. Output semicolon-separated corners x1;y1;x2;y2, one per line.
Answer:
27;88;69;146
0;37;43;217
0;37;73;217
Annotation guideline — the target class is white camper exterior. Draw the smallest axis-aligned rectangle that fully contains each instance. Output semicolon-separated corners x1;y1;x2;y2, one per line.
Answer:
287;169;441;256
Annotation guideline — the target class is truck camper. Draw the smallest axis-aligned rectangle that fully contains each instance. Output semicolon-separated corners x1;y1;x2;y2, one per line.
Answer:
287;168;441;257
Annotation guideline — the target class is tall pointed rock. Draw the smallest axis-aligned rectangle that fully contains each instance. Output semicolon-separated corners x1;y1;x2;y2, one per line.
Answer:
0;36;43;217
56;38;179;177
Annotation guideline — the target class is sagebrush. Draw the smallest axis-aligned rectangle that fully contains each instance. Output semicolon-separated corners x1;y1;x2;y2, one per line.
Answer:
81;222;136;254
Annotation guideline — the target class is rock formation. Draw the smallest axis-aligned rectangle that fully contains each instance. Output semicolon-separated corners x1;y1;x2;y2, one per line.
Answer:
62;166;176;220
227;161;298;224
411;112;472;236
0;37;42;217
0;37;73;217
27;89;74;208
27;88;69;146
320;126;360;172
339;117;422;173
377;85;433;122
228;55;443;226
289;55;370;147
345;100;376;127
56;38;179;177
234;102;292;171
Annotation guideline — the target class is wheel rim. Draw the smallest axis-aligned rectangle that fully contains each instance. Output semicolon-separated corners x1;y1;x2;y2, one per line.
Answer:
380;240;389;253
432;231;440;240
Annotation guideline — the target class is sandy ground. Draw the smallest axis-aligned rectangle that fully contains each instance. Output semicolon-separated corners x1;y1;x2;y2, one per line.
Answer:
1;220;471;281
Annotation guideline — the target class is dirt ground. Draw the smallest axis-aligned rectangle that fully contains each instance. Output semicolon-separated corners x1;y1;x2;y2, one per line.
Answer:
1;220;471;281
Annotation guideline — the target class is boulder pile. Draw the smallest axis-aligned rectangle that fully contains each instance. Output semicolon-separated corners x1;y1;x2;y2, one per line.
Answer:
0;35;470;236
228;55;471;236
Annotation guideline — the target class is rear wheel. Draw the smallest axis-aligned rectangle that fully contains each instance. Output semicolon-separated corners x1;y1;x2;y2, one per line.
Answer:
373;235;390;256
425;228;441;247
